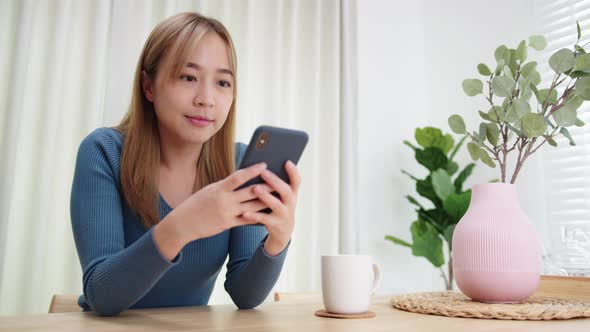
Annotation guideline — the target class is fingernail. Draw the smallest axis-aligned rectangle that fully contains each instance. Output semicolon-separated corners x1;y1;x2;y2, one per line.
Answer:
258;162;267;169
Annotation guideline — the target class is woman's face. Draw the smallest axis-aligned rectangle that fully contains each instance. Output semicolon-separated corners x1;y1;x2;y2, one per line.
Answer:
143;32;234;146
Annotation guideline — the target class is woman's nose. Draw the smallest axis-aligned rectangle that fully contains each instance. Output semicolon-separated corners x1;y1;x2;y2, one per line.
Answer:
193;84;214;108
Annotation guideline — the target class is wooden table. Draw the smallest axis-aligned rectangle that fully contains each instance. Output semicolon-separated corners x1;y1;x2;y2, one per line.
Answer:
1;296;588;331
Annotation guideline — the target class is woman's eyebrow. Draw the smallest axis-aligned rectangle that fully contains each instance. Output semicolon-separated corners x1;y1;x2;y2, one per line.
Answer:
186;62;233;76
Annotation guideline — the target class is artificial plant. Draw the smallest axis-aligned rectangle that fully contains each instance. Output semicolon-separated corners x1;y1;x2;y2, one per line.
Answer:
449;23;590;183
385;127;475;290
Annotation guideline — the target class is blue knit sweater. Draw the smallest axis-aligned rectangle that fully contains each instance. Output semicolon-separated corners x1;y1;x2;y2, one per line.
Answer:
70;128;288;316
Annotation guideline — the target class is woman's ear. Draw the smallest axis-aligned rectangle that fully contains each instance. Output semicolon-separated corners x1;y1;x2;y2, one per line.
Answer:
141;70;154;102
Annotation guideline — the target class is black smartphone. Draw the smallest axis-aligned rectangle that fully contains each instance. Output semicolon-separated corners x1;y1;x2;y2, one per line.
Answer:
237;125;309;211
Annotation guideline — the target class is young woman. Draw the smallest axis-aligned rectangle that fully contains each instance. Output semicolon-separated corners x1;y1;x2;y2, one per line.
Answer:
70;12;300;316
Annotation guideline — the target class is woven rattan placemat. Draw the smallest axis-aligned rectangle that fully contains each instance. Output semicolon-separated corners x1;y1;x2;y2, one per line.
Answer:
391;291;590;320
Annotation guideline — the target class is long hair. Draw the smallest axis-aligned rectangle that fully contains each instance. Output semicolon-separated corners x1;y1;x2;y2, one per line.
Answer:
116;12;238;228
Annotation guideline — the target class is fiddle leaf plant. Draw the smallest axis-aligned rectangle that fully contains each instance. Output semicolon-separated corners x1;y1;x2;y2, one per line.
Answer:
385;127;475;290
450;22;590;183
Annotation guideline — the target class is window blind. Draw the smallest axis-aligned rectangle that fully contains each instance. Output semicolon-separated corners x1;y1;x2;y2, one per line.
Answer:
535;0;590;245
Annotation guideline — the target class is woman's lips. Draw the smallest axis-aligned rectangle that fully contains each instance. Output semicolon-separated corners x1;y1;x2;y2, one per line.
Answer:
186;115;213;127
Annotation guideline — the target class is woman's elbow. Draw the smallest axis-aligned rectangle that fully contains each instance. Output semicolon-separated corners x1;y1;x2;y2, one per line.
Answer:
90;302;126;316
230;293;264;310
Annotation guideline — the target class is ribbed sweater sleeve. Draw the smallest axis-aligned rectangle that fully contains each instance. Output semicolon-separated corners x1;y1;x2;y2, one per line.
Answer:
70;129;178;316
223;143;290;309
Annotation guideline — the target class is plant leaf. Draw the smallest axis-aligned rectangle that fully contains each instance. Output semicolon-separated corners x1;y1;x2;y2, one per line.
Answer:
416;176;442;207
547;136;557;147
478;123;487;143
521;61;537;77
575;77;590;100
529;35;547;51
522;113;548;138
537;88;558;105
406;195;425;209
513;98;532;119
462;79;483;96
573;53;590;72
454;163;476;192
385;235;412;248
516;40;527;62
495;45;509;62
448;114;466;134
467;142;481;161
410;220;445;267
416;147;449;172
443;191;472;221
549;48;575;74
560;127;576;146
487;106;505;122
446;161;459;176
578;21;582;42
477;63;492;76
486;122;500;146
432;169;454;201
449;135;467;161
479;149;496;168
415;127;454;154
492;75;516;97
553;104;578;127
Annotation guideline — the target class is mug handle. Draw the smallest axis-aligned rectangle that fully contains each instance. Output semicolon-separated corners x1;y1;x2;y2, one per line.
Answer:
370;263;381;294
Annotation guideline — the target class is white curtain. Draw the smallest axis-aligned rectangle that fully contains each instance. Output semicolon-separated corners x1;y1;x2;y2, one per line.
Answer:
0;0;358;315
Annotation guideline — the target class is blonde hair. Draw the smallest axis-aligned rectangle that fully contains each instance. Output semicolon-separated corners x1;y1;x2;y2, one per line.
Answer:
116;12;238;228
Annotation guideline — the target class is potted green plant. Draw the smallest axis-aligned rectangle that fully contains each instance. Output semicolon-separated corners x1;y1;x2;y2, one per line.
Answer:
385;127;475;290
447;24;590;303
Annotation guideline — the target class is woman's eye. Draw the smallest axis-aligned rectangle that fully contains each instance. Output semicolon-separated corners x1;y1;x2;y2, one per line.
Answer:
217;80;232;88
180;75;197;82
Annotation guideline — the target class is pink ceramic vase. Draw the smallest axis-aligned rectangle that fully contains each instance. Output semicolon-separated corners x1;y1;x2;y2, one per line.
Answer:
452;183;541;303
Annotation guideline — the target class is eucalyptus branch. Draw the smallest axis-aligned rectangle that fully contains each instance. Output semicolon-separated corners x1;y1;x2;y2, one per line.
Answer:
451;30;589;184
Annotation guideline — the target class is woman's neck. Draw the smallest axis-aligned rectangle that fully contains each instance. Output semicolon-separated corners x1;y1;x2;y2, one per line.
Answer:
158;128;202;175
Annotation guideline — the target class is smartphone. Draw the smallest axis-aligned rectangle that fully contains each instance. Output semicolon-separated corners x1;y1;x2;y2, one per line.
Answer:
237;125;309;211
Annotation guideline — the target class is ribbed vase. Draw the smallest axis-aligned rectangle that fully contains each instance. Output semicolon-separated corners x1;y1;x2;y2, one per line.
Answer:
452;183;541;303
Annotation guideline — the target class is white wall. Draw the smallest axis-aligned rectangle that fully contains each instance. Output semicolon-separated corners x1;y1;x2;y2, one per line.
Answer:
356;0;544;294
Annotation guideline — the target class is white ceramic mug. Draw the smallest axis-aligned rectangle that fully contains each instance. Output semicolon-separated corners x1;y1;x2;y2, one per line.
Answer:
321;255;381;314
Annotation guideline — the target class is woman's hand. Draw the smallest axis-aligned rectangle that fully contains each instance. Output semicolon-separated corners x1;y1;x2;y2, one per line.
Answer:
241;161;301;256
153;162;273;260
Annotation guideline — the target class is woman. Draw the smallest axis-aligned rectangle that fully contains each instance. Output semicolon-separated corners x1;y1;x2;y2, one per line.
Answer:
70;12;300;316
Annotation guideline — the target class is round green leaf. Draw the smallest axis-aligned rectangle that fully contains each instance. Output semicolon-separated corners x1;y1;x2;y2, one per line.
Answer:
448;115;466;134
529;35;547;51
487;106;505;122
549;48;575;74
512;98;532;119
477;63;492;76
479;150;496;168
462;79;483;96
495;45;509;62
521;61;538;77
521;113;547;138
573;53;590;72
467;142;481;161
553;104;578;127
575;77;590;100
537;88;558;105
486;123;500;146
492;76;516;97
